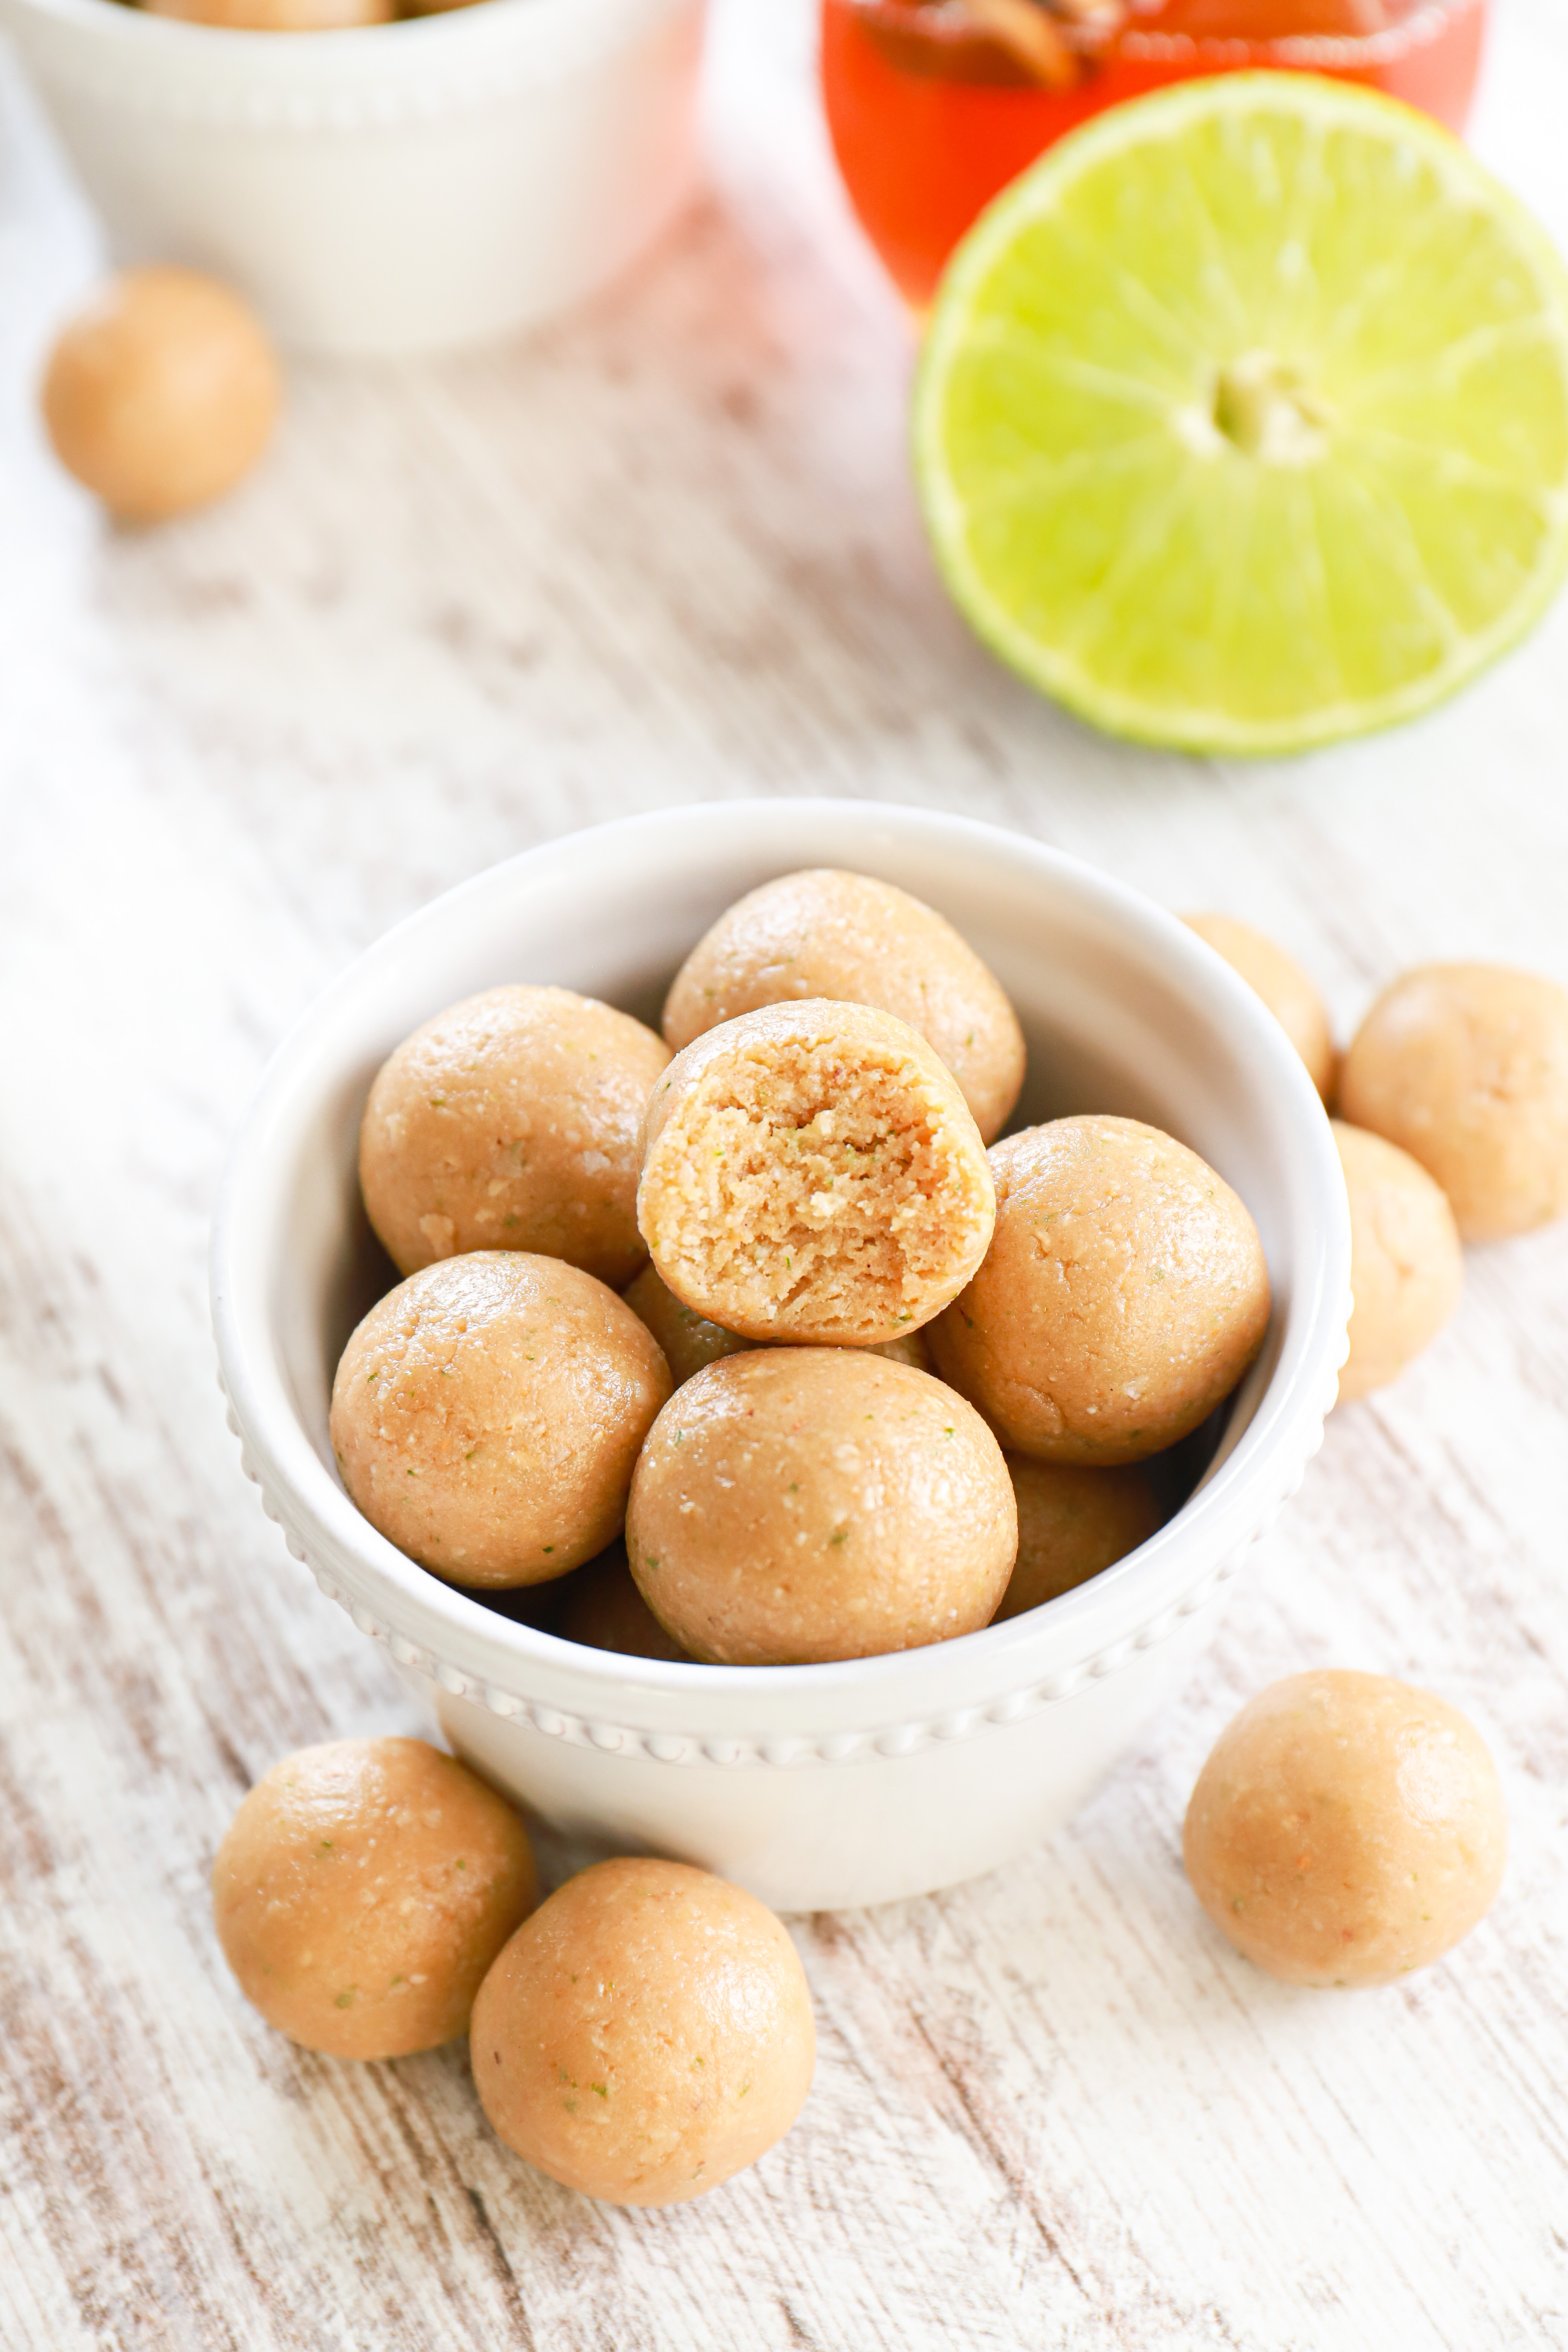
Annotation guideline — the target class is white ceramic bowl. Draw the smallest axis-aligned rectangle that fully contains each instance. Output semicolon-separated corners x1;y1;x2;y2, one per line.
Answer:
211;799;1351;1911
2;0;702;354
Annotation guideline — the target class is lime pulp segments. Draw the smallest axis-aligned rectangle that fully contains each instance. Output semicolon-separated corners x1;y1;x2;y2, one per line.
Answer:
913;74;1568;755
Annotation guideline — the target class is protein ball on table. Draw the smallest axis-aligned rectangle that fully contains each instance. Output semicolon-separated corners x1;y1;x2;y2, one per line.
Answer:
626;1349;1016;1665
330;1253;670;1587
361;985;669;1287
929;1116;1270;1464
554;1543;692;1662
1339;963;1568;1240
1182;913;1337;1102
663;868;1026;1142
995;1456;1169;1620
638;999;995;1347
213;1738;536;2058
41;266;280;524
1183;1672;1507;1987
472;1858;815;2205
1333;1120;1464;1404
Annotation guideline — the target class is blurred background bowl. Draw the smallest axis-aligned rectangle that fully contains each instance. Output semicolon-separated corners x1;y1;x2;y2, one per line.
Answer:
0;0;704;353
211;799;1351;1910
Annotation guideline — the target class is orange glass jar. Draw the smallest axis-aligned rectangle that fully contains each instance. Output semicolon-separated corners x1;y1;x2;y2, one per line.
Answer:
821;0;1487;308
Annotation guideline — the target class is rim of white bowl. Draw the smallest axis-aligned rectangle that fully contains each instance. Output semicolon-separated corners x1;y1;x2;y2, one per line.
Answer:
2;0;690;114
211;799;1350;1758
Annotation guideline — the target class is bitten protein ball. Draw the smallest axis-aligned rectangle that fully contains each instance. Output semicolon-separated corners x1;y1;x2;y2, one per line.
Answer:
213;1738;536;2059
330;1253;671;1587
554;1544;691;1662
1182;913;1337;1101
1339;963;1568;1240
361;986;669;1287
1183;1672;1507;1987
626;1349;1016;1665
638;1000;995;1347
995;1456;1168;1620
41;267;280;523
930;1116;1270;1464
472;1859;815;2205
663;869;1026;1142
1334;1121;1464;1404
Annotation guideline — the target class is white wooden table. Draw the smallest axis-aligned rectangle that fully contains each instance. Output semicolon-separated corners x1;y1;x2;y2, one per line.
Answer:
3;2;1568;2343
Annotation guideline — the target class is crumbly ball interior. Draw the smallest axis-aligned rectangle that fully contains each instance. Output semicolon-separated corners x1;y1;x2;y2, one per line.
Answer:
645;1036;988;1340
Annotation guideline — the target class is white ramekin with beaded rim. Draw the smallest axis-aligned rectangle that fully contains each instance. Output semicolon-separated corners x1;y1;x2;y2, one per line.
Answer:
2;0;703;353
210;799;1351;1911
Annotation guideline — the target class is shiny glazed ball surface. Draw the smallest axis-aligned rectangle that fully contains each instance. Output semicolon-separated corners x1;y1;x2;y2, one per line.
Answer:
472;1859;815;2205
1183;1671;1507;1986
212;1737;536;2058
330;1253;671;1586
42;266;280;522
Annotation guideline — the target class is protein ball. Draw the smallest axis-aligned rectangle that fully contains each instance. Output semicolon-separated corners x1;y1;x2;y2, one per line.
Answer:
638;999;995;1347
930;1116;1270;1464
472;1858;815;2205
663;869;1026;1142
1182;913;1337;1102
41;267;280;523
213;1738;536;2059
622;1265;755;1389
626;1349;1016;1665
361;985;670;1287
1339;963;1568;1240
1183;1671;1507;1987
868;1328;934;1372
995;1456;1168;1620
622;1264;933;1391
330;1253;671;1587
554;1544;692;1662
1334;1121;1464;1404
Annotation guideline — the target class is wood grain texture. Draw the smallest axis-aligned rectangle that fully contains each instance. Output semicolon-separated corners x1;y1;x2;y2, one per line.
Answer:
3;0;1568;2343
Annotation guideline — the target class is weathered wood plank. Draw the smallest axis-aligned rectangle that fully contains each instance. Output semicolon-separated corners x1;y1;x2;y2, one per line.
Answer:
3;0;1568;2343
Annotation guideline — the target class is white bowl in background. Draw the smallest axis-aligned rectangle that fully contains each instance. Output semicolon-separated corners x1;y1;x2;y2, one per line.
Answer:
210;799;1351;1911
1;0;703;354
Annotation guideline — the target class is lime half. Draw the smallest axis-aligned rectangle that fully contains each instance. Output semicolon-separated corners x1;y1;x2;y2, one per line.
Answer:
913;74;1568;755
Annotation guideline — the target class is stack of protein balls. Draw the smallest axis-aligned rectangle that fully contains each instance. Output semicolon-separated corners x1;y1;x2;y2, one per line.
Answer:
332;868;1275;1666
